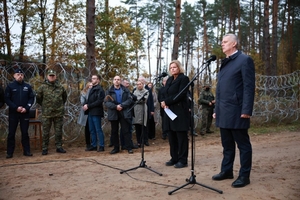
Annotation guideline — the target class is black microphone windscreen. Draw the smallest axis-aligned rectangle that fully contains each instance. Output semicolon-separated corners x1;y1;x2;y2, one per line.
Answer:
210;55;217;61
161;72;168;77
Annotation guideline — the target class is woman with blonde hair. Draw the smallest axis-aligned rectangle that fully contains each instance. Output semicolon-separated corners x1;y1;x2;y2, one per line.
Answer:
160;60;190;168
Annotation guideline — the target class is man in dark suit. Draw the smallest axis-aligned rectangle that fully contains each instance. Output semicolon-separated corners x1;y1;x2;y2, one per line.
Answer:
212;33;255;188
161;60;190;169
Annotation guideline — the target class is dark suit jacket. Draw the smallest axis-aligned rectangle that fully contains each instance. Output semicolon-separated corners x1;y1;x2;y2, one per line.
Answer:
215;50;255;129
163;73;190;132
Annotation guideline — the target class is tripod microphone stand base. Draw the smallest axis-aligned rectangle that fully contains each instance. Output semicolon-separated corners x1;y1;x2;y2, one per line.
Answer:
168;174;223;195
120;158;163;176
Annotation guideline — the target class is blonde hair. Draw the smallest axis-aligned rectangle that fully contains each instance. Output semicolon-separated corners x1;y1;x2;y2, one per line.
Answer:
169;60;185;73
82;82;92;94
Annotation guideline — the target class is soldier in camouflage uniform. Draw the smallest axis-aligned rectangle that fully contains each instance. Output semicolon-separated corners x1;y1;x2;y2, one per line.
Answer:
198;84;215;136
36;69;67;155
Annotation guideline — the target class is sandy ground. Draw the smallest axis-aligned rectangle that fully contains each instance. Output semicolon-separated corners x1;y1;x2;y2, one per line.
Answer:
0;131;299;200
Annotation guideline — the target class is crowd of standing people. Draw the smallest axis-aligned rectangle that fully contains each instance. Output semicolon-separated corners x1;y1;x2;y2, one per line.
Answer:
1;33;255;188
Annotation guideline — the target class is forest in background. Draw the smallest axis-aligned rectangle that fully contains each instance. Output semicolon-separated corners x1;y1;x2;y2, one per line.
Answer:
0;0;300;84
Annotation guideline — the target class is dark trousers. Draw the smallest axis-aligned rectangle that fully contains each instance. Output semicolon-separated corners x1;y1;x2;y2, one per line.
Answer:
161;115;168;138
7;113;30;155
220;128;252;177
135;124;147;145
84;119;90;147
168;130;188;164
147;117;156;139
110;115;132;150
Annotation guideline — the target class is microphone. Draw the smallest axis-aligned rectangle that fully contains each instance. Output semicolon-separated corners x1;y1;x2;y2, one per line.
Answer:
203;55;217;64
156;72;168;79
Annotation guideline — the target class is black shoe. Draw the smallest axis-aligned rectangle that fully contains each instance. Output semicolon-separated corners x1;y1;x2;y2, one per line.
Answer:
206;130;214;134
192;132;198;136
85;146;97;151
23;152;33;156
232;176;250;188
132;144;139;149
110;148;120;154
121;146;126;150
128;149;133;154
174;162;188;168
200;132;205;136
42;149;48;155
6;154;13;159
85;144;91;151
97;146;105;152
162;135;167;140
144;142;149;146
56;148;66;153
212;172;234;181
165;160;176;166
108;143;113;147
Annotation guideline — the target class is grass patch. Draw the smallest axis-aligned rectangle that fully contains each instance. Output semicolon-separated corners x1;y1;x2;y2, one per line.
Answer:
250;121;300;135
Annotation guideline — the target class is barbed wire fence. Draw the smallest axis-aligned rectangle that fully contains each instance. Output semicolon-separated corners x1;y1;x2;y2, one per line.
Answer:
0;60;299;145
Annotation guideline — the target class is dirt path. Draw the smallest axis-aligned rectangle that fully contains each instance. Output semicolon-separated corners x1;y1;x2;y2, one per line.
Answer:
0;131;299;200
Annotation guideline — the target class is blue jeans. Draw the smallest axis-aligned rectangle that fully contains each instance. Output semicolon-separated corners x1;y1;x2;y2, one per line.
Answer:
88;114;104;147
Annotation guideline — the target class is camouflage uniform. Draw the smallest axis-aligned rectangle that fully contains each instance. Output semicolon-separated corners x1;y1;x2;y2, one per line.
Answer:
36;77;67;150
198;87;215;135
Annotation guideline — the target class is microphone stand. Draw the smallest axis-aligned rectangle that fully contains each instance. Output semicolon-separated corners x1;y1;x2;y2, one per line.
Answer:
168;61;223;195
120;82;162;176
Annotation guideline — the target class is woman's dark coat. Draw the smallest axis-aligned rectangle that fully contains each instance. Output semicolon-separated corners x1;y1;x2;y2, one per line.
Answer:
162;73;190;132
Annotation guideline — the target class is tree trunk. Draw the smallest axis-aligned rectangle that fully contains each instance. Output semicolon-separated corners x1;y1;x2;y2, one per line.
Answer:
86;0;96;76
172;0;181;61
287;0;294;73
3;0;12;58
271;0;279;75
250;0;255;51
39;0;47;64
19;0;28;61
263;0;271;75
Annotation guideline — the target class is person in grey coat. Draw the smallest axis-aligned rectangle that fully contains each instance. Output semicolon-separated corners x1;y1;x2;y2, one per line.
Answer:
132;80;149;147
212;33;255;188
77;82;92;150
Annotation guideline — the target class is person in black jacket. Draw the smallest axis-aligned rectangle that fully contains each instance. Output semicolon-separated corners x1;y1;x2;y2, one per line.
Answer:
104;76;133;154
160;60;190;168
83;74;105;152
4;68;35;158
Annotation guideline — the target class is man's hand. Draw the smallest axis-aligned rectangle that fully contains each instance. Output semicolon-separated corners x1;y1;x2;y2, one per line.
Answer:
241;114;251;118
117;104;123;111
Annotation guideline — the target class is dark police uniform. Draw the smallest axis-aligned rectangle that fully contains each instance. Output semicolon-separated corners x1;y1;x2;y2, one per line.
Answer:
4;69;35;158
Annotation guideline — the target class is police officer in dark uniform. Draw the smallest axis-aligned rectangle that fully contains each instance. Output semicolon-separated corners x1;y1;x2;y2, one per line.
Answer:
4;68;35;158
